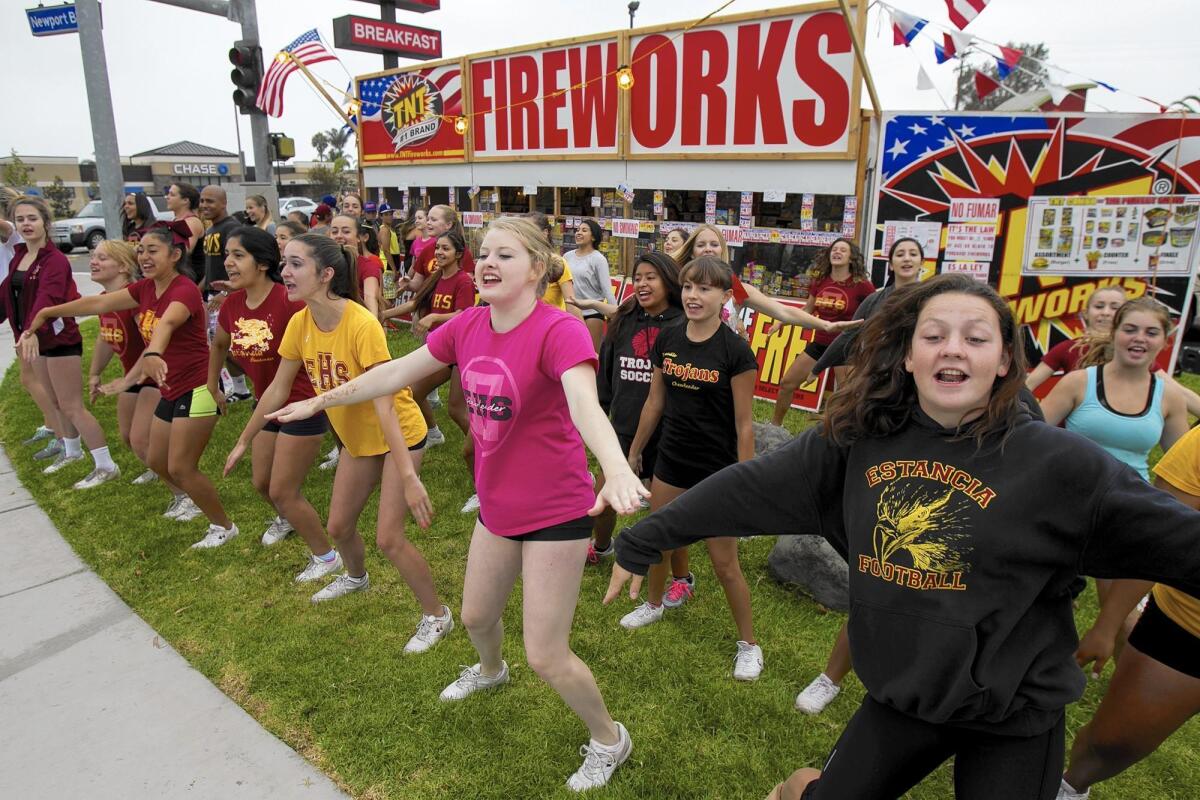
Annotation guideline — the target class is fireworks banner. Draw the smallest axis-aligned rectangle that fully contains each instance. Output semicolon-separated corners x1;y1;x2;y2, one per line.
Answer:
358;61;465;164
871;111;1200;381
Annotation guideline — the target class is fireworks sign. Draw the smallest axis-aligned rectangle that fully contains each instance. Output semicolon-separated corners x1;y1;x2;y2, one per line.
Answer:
358;62;465;164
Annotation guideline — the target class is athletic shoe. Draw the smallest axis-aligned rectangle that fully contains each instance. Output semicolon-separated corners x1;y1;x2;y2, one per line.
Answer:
425;427;446;447
1056;779;1089;800
662;573;695;609
733;641;764;681
260;515;294;546
586;541;614;566
173;497;204;522
566;722;632;792
132;469;158;485
439;661;510;702
460;493;481;514
294;552;343;583
190;523;239;549
404;605;454;654
73;466;121;490
23;426;53;446
619;602;664;630
162;495;185;519
224;389;252;404
318;447;340;471
311;572;369;603
427;388;441;408
33;439;64;461
794;673;841;714
43;452;84;474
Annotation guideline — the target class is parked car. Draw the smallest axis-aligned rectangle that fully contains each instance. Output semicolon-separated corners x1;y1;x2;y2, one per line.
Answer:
279;196;318;217
52;197;171;253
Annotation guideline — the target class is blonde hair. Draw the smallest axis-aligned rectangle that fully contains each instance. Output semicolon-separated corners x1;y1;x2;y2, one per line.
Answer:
429;203;466;240
97;239;141;281
674;224;729;266
486;216;554;294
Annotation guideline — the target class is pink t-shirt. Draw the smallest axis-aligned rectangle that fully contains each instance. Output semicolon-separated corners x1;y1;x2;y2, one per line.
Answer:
426;302;597;536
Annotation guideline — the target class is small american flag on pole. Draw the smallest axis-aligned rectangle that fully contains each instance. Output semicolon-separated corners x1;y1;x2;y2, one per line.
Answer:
256;29;336;118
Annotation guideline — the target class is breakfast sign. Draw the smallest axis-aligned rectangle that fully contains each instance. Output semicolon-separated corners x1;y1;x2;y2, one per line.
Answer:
870;111;1200;370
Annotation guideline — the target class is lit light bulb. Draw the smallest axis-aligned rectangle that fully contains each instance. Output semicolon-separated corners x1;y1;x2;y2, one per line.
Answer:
454;116;468;135
616;66;634;91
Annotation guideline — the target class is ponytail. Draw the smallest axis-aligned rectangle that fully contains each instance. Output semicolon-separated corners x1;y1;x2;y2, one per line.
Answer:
292;233;362;305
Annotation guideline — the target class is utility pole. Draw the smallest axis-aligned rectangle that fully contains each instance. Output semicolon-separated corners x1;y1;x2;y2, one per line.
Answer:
148;0;272;185
75;0;124;245
380;0;399;69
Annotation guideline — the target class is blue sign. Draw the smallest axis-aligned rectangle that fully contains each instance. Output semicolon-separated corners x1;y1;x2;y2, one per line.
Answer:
217;164;229;176
27;4;78;37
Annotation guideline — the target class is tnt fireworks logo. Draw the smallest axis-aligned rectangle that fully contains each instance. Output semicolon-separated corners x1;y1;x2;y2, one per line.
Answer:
382;73;443;150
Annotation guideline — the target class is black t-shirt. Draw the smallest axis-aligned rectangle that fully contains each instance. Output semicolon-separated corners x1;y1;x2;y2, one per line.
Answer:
652;322;758;474
196;215;240;290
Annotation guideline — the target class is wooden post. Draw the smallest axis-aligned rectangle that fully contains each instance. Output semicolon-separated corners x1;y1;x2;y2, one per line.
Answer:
494;186;501;215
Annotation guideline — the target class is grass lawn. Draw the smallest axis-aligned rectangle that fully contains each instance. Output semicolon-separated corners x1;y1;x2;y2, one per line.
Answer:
3;320;1199;799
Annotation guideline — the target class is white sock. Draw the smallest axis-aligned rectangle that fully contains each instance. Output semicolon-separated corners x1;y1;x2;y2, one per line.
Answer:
90;446;115;471
229;374;248;393
64;436;82;457
1061;778;1085;796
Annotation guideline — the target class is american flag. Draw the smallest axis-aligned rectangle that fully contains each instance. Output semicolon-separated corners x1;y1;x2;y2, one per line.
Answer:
256;29;336;118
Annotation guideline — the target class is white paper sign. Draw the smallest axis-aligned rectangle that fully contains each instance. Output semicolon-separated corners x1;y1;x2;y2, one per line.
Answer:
523;185;538;195
944;223;997;261
763;190;787;203
612;218;640;239
942;261;991;283
591;196;601;208
462;212;484;228
949;198;1000;224
881;220;942;258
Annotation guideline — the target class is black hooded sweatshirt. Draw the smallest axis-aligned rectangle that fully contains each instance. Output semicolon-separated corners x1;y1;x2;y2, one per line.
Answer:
597;304;684;436
615;409;1200;737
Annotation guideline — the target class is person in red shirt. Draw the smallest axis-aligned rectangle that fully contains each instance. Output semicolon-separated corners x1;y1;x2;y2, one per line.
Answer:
396;204;475;296
207;227;335;568
28;221;240;548
1026;285;1126;391
771;237;874;426
329;214;382;319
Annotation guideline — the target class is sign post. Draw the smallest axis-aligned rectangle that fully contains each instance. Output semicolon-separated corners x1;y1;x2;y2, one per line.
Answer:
74;0;124;247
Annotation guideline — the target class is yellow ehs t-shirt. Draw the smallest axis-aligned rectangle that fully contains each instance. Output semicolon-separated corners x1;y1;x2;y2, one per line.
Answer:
541;256;573;310
278;301;426;456
1150;425;1200;637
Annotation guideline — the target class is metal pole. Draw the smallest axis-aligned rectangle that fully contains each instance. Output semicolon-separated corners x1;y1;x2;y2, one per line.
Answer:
380;0;399;70
234;0;272;185
75;0;124;243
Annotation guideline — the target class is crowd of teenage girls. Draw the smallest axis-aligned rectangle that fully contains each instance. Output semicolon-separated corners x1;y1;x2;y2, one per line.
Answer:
2;183;1198;799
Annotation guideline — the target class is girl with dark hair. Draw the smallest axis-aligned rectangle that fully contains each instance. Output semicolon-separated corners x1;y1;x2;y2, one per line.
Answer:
401;204;475;296
330;214;381;319
399;206;429;276
27;221;239;544
248;234;452;652
166;182;204;253
270;216;646;791
771;236;874;425
587;251;684;564
616;255;762;681
212;227;336;578
663;227;688;257
275;220;306;256
607;272;1200;800
122;193;156;242
566;218;616;351
340;193;363;217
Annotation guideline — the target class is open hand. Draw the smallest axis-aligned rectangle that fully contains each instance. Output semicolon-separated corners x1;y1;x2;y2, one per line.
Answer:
604;563;644;604
591;468;649;517
16;330;40;363
267;396;323;424
143;354;168;386
404;474;434;528
223;439;248;477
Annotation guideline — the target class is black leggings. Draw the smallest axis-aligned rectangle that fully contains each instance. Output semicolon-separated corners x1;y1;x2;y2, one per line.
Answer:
801;697;1065;800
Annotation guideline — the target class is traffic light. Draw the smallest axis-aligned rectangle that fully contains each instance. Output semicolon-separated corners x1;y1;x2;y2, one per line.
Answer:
270;134;296;162
229;41;263;115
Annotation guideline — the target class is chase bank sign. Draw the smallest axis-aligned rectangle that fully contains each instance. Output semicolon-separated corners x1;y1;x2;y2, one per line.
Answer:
172;163;230;176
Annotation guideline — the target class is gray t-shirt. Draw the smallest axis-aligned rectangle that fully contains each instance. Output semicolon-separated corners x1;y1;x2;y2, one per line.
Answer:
564;249;616;305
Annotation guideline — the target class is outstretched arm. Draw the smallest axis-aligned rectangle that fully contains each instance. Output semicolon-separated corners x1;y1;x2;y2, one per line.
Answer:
561;363;647;517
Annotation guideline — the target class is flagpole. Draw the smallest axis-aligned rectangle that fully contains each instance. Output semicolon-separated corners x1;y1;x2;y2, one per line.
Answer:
284;51;354;126
837;0;881;118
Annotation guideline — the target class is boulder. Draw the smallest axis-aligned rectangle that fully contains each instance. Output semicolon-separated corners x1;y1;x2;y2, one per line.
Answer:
752;421;793;457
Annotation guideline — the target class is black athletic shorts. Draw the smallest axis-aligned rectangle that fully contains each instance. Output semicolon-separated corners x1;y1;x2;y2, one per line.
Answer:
1128;595;1200;680
486;514;593;542
154;386;220;422
408;435;427;452
618;431;658;481
582;310;605;321
263;412;330;437
43;341;84;358
804;341;829;364
654;450;727;491
800;696;1064;800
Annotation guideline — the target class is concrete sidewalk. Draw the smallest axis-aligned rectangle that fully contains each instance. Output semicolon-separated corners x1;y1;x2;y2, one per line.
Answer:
0;318;347;798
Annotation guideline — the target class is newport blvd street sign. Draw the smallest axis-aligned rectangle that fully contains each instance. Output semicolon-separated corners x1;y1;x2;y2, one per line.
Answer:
26;3;84;36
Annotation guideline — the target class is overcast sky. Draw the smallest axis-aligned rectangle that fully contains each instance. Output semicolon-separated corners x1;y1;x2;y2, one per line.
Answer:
3;0;1196;165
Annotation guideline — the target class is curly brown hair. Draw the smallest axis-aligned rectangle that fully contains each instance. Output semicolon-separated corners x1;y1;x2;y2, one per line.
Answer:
823;273;1027;447
810;236;869;282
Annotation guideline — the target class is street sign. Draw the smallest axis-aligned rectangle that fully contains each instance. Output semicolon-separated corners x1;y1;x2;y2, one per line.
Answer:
332;14;441;59
350;0;440;11
26;3;80;36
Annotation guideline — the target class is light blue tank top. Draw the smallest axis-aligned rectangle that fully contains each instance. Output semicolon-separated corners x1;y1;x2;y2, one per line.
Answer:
1065;366;1164;481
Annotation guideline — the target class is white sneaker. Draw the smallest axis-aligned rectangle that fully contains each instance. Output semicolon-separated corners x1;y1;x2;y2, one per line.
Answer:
733;641;764;681
294;552;343;583
190;523;239;549
23;425;54;446
405;605;454;654
460;493;481;514
566;722;632;792
132;469;158;485
260;515;294;546
33;439;63;460
795;673;841;714
163;495;185;519
173;497;204;522
73;466;120;490
439;661;510;701
427;388;441;408
1057;779;1089;800
43;452;84;474
311;572;369;603
318;447;340;471
425;427;446;447
619;602;664;630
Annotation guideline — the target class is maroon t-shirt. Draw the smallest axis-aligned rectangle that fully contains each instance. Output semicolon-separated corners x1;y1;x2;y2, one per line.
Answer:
1041;338;1087;373
357;255;383;302
411;237;475;278
98;299;146;375
426;270;477;328
809;276;875;345
218;283;314;404
127;274;209;401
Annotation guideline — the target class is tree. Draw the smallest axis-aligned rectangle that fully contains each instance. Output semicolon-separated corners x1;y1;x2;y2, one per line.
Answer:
954;42;1051;111
306;162;352;199
311;127;353;167
45;176;75;218
1;149;33;191
1170;93;1200;112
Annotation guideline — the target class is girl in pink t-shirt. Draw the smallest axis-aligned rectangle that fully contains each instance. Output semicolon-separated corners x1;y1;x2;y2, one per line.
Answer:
271;216;646;791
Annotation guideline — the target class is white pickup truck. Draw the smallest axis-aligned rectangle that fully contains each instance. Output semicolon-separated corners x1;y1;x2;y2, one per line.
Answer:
51;196;172;253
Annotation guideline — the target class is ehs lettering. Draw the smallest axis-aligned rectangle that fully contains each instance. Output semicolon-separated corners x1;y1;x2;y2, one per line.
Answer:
864;460;997;509
304;352;351;391
857;555;968;591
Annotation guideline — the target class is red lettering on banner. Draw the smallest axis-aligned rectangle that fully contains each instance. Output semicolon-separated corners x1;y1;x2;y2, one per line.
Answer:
471;61;493;150
568;43;618;149
631;35;676;148
509;55;539;150
494;59;509;150
792;13;851;146
681;30;728;146
542;49;568;149
733;20;790;145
